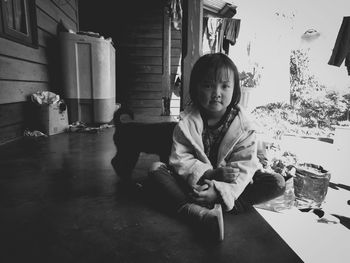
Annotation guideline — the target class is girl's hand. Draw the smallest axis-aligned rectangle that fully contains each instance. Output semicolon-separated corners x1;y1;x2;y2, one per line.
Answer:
193;184;209;192
191;180;218;206
213;167;239;183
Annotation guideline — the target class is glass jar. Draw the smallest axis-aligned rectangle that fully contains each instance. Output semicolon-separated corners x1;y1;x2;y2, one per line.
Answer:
293;163;331;208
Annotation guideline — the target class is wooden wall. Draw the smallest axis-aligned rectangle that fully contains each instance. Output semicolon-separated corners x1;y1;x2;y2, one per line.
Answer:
0;0;79;144
121;10;182;116
79;0;182;118
117;5;183;117
116;2;183;117
117;6;164;116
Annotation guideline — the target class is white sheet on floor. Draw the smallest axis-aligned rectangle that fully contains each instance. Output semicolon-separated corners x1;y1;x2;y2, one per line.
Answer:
256;206;350;263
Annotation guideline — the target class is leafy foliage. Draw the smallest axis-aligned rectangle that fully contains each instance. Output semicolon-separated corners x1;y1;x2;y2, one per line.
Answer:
290;49;325;107
252;92;350;139
251;48;350;139
239;63;261;88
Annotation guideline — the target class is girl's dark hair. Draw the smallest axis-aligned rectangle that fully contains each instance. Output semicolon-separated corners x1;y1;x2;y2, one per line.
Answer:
188;53;241;108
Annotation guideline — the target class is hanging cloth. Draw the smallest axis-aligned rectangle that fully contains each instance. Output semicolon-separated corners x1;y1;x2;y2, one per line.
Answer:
206;17;221;53
224;19;241;45
219;18;240;55
170;0;183;30
203;17;209;44
328;16;350;75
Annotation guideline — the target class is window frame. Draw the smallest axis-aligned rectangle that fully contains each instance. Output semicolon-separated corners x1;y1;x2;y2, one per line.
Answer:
0;0;38;48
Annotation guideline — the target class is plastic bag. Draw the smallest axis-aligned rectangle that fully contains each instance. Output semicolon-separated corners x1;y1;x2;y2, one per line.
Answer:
254;177;295;212
31;91;60;105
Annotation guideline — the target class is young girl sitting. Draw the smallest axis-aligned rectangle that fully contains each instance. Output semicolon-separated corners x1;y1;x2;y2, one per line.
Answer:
148;53;286;241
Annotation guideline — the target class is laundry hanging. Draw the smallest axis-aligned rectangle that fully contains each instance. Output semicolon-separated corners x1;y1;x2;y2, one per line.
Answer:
203;17;241;55
169;0;182;30
328;16;350;75
203;17;221;53
219;18;241;55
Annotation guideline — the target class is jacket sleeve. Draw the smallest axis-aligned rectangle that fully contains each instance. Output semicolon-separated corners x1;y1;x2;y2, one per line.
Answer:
212;130;259;211
169;125;213;186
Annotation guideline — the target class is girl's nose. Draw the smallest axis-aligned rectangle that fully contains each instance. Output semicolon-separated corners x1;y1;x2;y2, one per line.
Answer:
212;86;221;97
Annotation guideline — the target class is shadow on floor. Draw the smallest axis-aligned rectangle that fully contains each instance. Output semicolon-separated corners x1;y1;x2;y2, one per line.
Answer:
333;215;350;230
329;182;350;191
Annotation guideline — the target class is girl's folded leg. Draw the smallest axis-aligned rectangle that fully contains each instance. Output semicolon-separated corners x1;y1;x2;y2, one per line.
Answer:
148;162;224;241
147;162;189;212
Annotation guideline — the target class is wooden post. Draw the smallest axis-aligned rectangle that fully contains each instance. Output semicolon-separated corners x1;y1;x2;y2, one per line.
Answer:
162;6;171;115
182;0;203;108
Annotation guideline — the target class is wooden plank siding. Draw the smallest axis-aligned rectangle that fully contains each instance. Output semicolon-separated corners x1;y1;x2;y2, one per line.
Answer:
77;0;182;118
0;0;79;144
0;81;50;104
116;5;182;117
0;56;49;81
0;37;48;64
116;6;165;117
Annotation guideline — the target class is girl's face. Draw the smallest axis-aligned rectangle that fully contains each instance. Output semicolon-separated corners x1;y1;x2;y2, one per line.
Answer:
197;68;234;117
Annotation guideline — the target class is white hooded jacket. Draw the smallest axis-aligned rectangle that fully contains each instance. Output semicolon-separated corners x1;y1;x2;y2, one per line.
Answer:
169;105;260;211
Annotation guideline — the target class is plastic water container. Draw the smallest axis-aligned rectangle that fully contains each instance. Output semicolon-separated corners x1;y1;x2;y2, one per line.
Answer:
294;163;331;208
59;32;116;124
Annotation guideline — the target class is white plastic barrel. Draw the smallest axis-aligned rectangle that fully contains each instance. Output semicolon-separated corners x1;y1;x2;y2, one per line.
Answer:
59;32;116;124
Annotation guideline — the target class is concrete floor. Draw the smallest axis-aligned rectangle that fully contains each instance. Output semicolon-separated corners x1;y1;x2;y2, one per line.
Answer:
0;128;302;263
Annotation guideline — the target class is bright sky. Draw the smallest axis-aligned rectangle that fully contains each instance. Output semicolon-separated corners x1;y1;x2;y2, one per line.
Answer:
229;0;350;108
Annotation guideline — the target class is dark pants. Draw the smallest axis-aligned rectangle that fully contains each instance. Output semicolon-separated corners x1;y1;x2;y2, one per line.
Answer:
147;165;286;213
